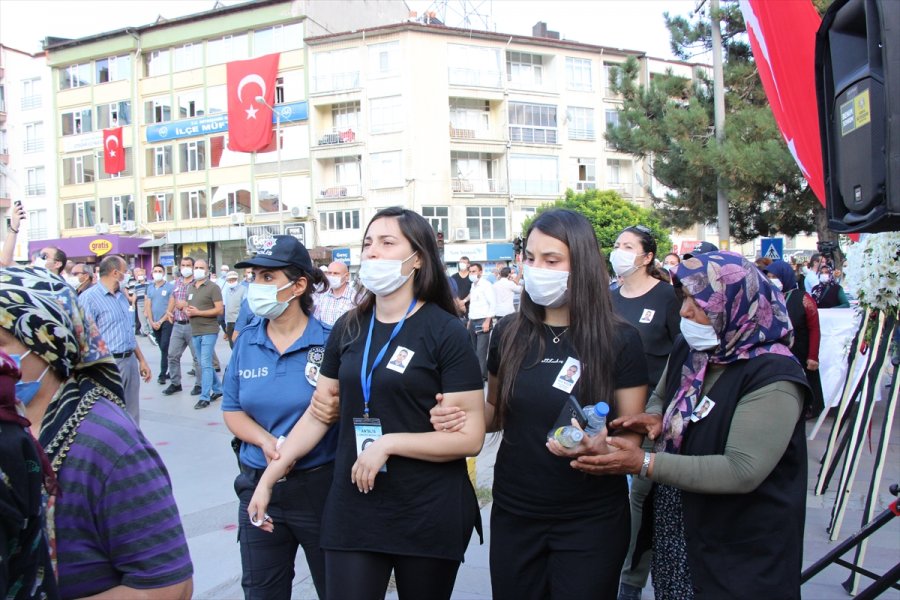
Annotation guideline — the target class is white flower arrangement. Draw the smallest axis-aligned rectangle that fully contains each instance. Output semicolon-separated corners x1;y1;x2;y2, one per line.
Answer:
845;231;900;315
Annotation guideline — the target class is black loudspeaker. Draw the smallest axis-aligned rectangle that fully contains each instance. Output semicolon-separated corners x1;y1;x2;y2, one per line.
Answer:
816;0;900;233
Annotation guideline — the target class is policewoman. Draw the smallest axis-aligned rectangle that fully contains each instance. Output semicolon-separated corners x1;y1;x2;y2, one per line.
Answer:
248;207;485;600
222;235;336;599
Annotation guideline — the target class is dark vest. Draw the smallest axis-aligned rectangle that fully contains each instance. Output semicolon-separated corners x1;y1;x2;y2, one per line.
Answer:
662;339;810;600
784;289;809;363
814;284;842;309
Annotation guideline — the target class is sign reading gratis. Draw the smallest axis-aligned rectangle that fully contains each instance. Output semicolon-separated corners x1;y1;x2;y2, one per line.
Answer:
89;238;114;256
146;100;309;143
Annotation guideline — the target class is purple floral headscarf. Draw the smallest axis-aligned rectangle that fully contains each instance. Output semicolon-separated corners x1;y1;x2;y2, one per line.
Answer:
660;251;797;453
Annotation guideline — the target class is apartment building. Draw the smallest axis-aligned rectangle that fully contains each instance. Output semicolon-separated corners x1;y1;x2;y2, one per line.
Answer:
0;44;58;262
42;0;408;270
305;20;685;264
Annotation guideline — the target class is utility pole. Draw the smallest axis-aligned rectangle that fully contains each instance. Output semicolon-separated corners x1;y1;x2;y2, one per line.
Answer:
710;0;730;250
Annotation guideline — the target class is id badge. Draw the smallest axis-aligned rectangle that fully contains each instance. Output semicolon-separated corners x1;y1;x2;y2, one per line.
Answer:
353;417;387;472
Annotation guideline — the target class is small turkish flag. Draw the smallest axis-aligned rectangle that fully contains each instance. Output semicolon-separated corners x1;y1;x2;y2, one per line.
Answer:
103;127;125;174
226;53;280;152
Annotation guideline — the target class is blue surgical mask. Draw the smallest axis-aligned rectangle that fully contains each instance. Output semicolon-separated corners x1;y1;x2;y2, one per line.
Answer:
10;350;51;406
247;281;296;320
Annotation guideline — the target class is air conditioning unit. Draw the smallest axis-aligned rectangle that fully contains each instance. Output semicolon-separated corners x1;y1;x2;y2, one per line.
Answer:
95;222;110;234
230;212;246;225
454;227;469;241
121;220;136;233
290;206;307;218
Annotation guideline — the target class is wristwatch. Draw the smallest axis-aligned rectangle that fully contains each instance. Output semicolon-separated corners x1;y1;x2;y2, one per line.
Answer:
639;452;651;478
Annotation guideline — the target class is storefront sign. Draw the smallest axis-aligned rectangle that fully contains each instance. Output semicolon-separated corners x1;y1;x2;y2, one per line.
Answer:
62;131;103;154
332;248;351;265
146;100;309;143
285;224;306;246
89;238;113;256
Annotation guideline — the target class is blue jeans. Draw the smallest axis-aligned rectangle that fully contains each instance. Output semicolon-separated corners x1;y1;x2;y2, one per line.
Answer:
193;334;222;401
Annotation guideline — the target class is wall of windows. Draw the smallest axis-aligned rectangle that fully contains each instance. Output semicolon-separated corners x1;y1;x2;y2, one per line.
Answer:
466;206;506;240
96;100;131;128
421;206;449;234
61;108;93;137
96;54;131;83
567;107;595;141
449;98;489;135
506;51;544;87
99;195;135;225
509;102;557;144
318;209;360;231
62;155;95;185
60;63;91;90
565;57;592;91
146;146;173;176
178;140;206;173
447;44;501;87
369;96;402;134
211;185;251;217
368;41;400;78
63;200;97;228
369;151;402;189
180;190;208;220
147;193;174;222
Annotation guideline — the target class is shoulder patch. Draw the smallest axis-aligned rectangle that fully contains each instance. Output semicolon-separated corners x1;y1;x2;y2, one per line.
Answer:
307;346;325;365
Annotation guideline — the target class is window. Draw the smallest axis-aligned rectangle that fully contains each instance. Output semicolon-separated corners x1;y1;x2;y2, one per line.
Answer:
275;77;285;104
334;156;361;184
607;159;623;184
207;85;226;114
605;109;620;149
97;147;134;178
604;62;622;95
565;57;592;91
421;206;449;235
25;167;45;196
146;146;173;176
145;96;172;124
145;49;170;77
208;34;249;65
177;89;205;118
318;210;361;231
368;42;399;77
451;152;502;193
509;102;557;144
211;185;251;217
174;43;202;72
96;100;131;128
567;107;595;141
26;209;48;240
61;108;93;136
572;158;596;191
63;200;97;229
369;96;402;134
0;129;6;154
60;63;91;89
332;101;360;132
506;51;543;87
62;155;95;185
180;190;207;220
448;44;501;87
21;78;41;109
96;54;131;83
253;23;303;56
369;151;402;189
509;154;559;195
313;49;359;92
256;179;288;214
466;206;506;240
24;122;43;152
99;195;135;225
147;193;174;222
449;98;489;136
179;140;206;172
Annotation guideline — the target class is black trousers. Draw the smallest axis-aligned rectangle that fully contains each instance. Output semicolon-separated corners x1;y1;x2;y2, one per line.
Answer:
324;549;461;600
151;321;173;377
489;501;630;600
235;463;333;600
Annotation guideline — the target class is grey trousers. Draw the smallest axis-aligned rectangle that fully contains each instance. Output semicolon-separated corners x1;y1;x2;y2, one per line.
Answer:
168;322;199;387
115;354;141;425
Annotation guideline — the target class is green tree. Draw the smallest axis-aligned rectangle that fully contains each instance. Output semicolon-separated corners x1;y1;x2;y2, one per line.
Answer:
606;1;830;244
523;189;673;258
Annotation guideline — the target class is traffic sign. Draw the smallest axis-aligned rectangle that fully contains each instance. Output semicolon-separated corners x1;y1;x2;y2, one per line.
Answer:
761;237;784;261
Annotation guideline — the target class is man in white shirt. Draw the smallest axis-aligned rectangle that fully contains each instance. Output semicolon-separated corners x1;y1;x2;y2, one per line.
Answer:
493;267;523;318
467;262;496;380
314;260;357;327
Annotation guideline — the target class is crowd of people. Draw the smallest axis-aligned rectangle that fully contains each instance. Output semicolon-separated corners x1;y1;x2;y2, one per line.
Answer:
1;199;866;600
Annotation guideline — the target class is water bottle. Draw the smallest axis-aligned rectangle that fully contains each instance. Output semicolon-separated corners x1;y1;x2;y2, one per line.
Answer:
583;402;610;437
550;425;584;448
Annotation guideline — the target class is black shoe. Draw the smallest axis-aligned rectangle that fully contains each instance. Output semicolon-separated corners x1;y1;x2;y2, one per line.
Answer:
215;367;221;372
162;384;182;395
193;399;210;409
157;376;166;385
211;392;223;402
187;369;196;376
191;385;202;396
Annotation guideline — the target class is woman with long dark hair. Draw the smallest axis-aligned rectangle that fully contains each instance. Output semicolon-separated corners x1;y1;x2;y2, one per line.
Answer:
248;207;484;600
435;209;649;598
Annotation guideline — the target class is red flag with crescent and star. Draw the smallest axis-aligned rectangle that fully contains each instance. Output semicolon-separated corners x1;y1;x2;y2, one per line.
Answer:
226;53;280;152
103;127;125;174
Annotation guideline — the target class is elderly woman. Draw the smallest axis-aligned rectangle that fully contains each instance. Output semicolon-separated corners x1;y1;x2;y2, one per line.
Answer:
0;267;193;600
811;262;850;309
552;252;810;600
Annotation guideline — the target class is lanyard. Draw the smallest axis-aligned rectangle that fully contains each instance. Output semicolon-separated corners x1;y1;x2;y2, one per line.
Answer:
360;298;417;418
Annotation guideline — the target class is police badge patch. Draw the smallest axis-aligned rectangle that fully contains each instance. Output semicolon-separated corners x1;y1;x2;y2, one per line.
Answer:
307;346;325;366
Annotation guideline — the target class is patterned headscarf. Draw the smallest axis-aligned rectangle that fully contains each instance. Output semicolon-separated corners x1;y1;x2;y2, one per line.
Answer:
660;252;797;453
0;267;125;471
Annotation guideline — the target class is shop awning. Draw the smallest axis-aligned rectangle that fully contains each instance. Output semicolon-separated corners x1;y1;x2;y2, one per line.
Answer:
139;236;168;249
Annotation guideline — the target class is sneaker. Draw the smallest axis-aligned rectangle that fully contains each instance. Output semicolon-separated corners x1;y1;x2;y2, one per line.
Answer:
147;334;158;348
211;392;223;402
193;399;210;409
191;385;202;396
162;384;182;395
187;369;196;376
157;375;167;385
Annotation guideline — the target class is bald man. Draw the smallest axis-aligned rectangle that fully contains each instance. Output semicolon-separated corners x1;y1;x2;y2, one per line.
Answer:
313;260;356;326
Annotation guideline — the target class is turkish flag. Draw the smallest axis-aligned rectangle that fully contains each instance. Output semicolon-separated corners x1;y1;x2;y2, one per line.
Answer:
740;0;825;205
226;53;280;152
103;127;125;174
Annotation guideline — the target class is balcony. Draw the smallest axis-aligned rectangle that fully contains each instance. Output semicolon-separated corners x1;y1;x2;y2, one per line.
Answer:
21;96;41;110
312;128;364;160
451;178;506;194
24;139;44;153
448;68;502;89
574;180;596;192
316;127;358;146
319;183;362;200
25;184;46;196
568;127;597;142
312;72;360;95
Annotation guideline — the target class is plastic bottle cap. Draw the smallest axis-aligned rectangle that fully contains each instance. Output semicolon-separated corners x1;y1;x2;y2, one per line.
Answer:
570;429;584;443
593;402;610;416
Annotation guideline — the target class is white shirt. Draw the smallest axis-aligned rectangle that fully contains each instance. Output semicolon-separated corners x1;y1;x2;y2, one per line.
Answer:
468;277;496;320
493;277;522;317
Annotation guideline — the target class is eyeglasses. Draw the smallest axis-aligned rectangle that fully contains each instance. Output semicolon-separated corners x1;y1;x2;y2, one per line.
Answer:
632;225;653;235
39;253;49;260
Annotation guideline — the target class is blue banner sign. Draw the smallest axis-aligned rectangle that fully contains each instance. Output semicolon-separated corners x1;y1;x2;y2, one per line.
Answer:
146;100;308;143
332;248;351;265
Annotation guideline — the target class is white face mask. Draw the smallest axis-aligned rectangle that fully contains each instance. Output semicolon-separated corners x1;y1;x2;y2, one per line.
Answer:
153;272;165;282
227;280;239;288
680;317;720;351
193;268;207;280
180;267;193;278
818;273;831;284
469;274;478;283
32;257;47;269
523;264;569;308
64;275;80;287
359;252;416;297
768;277;783;291
610;249;643;278
326;275;344;289
247;281;295;320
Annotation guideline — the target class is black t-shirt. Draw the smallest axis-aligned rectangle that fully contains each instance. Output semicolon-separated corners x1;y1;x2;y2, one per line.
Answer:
487;316;648;519
319;302;483;560
611;281;680;387
450;272;472;300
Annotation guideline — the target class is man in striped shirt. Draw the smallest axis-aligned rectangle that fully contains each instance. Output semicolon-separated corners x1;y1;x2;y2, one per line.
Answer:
78;255;151;423
313;260;357;327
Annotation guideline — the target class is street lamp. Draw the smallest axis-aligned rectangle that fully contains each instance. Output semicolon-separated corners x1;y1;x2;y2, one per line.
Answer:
255;95;283;235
